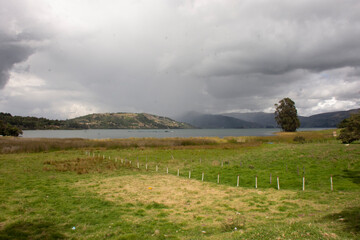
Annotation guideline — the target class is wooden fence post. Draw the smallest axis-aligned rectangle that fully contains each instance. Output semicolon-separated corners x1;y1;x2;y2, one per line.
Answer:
302;176;305;191
330;175;333;191
237;175;239;187
277;176;280;190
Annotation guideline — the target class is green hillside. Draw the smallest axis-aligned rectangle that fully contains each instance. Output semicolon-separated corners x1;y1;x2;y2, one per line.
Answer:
0;112;193;130
70;113;193;129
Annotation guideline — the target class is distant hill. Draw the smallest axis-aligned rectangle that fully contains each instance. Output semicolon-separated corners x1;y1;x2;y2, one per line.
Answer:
177;112;262;128
299;109;360;128
0;112;193;130
71;113;193;129
223;112;277;128
179;108;360;129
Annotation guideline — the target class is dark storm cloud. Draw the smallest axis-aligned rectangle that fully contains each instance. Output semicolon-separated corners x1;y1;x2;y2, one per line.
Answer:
0;33;35;88
0;0;50;89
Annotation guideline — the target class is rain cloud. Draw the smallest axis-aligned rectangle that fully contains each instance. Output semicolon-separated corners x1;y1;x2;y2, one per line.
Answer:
0;0;360;119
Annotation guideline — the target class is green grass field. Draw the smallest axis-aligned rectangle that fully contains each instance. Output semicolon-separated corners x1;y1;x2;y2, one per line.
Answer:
0;130;359;239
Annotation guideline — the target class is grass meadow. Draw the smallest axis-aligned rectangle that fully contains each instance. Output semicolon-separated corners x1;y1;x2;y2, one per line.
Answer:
0;130;359;239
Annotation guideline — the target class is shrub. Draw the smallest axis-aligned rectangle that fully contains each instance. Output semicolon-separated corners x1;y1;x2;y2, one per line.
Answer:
0;121;23;137
337;111;360;144
293;136;306;143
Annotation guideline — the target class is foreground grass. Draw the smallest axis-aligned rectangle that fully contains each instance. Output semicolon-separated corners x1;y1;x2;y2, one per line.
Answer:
0;131;359;239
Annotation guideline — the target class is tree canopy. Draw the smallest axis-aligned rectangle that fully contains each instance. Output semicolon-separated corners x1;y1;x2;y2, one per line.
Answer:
0;120;23;137
337;111;360;143
274;97;300;132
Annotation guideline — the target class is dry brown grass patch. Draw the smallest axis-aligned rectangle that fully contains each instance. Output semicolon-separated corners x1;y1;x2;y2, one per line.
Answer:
43;157;125;174
76;174;332;229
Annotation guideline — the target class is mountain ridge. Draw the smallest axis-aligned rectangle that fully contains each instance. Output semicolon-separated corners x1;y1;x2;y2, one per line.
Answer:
178;112;262;129
177;108;360;129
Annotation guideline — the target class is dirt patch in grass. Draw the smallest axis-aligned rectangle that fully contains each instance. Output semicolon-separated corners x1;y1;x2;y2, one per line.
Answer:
75;174;342;233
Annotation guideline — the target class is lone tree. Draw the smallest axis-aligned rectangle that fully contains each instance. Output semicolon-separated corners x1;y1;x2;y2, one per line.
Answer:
274;97;300;132
337;111;360;144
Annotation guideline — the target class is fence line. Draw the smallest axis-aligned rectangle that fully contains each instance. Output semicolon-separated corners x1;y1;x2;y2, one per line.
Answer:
85;152;336;191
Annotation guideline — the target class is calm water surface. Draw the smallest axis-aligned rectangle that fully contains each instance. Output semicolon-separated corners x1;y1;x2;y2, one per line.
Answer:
21;128;329;139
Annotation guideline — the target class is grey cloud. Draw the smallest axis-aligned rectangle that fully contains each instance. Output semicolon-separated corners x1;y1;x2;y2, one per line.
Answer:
1;0;360;119
190;0;360;80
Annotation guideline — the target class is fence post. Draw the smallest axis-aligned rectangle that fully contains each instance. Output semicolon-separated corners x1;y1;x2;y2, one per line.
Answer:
330;175;333;191
217;173;220;184
277;176;280;190
255;176;258;189
237;175;239;187
302;176;305;191
189;171;191;179
202;172;204;181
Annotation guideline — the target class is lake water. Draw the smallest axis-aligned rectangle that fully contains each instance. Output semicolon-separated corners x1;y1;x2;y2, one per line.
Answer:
21;128;330;139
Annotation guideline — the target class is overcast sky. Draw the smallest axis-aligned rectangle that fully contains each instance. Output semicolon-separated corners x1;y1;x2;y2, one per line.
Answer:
1;0;360;119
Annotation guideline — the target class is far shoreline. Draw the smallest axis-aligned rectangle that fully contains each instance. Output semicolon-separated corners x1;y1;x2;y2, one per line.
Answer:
19;128;333;140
